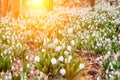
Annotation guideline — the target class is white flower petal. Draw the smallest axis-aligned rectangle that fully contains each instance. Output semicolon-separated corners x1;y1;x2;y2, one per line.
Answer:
60;68;66;76
51;58;57;64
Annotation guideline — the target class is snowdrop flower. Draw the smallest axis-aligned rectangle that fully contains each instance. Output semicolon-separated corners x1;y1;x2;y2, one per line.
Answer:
96;57;100;61
109;74;113;79
51;58;57;64
115;71;120;76
68;55;72;62
27;63;30;68
105;70;109;74
5;76;9;80
64;51;69;55
96;76;102;80
58;56;64;62
99;61;102;66
106;38;111;43
39;71;44;79
20;25;26;29
20;67;23;72
104;54;110;60
17;60;20;63
48;43;53;48
43;38;47;45
68;28;73;34
67;46;72;51
71;40;75;46
34;56;40;62
4;50;7;55
53;38;59;45
8;72;12;80
41;49;46;52
92;32;96;37
60;68;66;76
107;51;111;55
65;55;72;63
25;55;29;60
79;63;85;69
55;46;61;51
30;70;34;74
11;66;15;71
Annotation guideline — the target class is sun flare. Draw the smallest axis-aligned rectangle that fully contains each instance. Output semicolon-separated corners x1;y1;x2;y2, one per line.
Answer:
27;0;43;8
33;0;42;6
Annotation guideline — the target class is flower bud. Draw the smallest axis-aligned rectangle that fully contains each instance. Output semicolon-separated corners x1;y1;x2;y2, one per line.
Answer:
51;58;57;64
60;68;66;76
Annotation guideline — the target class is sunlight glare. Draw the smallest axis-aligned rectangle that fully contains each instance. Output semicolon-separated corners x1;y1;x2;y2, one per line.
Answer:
33;0;42;6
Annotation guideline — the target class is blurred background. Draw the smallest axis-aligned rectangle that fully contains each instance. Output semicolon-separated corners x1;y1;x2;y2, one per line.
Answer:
0;0;118;19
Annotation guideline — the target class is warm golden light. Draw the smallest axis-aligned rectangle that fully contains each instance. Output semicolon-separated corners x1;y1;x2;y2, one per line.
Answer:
26;0;53;10
33;0;42;6
27;0;44;9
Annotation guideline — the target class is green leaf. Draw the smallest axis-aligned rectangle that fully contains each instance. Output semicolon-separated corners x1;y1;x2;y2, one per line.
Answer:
13;75;21;80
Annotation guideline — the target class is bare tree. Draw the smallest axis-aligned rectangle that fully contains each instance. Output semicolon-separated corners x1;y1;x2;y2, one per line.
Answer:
0;0;9;18
10;0;20;18
78;0;95;9
89;0;95;10
45;0;53;11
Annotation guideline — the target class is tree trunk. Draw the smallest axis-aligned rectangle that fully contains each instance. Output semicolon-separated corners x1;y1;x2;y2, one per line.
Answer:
0;0;9;18
10;0;20;18
45;0;53;11
89;0;95;10
0;0;3;18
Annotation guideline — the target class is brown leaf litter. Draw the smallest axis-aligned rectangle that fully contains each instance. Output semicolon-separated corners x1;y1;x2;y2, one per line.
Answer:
73;50;105;80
